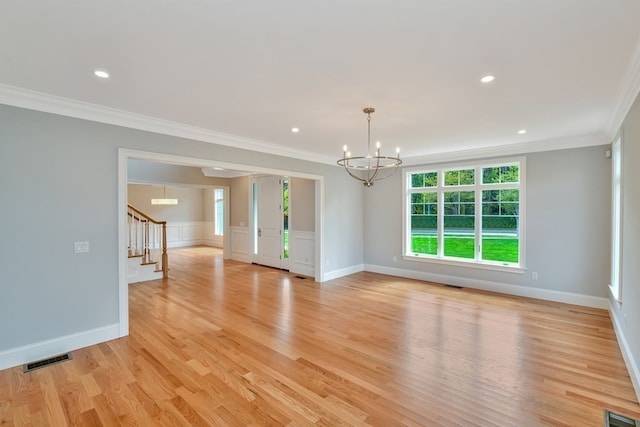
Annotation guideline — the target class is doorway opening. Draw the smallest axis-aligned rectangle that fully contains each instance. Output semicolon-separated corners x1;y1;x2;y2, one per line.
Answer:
117;149;324;336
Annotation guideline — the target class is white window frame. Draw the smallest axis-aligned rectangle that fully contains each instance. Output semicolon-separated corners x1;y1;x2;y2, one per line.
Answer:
610;137;623;302
402;157;526;273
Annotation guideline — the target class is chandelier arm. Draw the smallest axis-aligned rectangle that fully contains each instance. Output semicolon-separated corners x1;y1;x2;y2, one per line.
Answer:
366;155;382;183
342;164;368;184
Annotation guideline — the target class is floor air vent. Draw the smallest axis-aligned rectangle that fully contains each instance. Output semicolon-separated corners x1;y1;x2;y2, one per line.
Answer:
23;353;72;373
605;409;638;427
444;284;463;289
294;275;307;280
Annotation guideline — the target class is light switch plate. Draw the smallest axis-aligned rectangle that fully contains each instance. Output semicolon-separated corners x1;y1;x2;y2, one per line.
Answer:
74;242;89;253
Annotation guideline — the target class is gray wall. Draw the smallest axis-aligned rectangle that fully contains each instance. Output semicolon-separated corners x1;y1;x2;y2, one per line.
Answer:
364;145;611;297
128;160;230;187
229;176;250;227
611;92;640;388
128;184;205;222
0;104;363;353
291;178;315;232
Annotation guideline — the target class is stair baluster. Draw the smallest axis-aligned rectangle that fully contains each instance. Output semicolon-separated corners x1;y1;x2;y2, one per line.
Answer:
127;204;168;279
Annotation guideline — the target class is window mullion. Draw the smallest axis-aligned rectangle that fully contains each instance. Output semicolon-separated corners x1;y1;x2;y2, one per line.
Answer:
437;171;444;257
475;167;482;261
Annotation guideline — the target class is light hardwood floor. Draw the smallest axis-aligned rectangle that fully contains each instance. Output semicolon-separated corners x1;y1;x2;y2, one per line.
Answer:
1;246;639;426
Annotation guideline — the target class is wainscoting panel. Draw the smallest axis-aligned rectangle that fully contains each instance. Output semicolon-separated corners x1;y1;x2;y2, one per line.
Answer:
164;221;215;248
290;230;315;277
231;226;250;263
202;222;223;248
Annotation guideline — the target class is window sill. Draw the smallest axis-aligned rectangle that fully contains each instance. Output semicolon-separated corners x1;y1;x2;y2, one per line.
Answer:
402;254;526;274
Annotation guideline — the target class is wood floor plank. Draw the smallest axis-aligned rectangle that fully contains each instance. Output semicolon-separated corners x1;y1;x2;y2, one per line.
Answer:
1;246;639;426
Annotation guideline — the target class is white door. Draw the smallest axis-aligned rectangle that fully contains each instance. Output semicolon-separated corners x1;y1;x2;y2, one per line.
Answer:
257;176;283;268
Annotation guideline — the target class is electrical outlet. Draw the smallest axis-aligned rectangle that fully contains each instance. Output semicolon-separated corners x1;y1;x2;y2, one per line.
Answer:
393;256;398;262
531;272;538;280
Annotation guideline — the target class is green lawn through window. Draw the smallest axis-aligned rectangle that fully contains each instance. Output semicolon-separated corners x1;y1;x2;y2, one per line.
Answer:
411;235;518;263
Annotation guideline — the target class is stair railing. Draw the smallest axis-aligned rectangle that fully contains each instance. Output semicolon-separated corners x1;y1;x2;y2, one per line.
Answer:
127;204;168;279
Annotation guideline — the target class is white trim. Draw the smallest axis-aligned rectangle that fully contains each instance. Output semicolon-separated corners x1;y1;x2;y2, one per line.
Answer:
364;264;609;309
315;179;324;282
124;149;324;181
323;264;365;282
610;136;623;302
0;324;119;371
0;83;615;168
290;231;316;277
607;35;640;138
402;134;607;166
118;149;129;336
230;226;250;263
0;83;336;166
609;300;640;403
401;254;526;274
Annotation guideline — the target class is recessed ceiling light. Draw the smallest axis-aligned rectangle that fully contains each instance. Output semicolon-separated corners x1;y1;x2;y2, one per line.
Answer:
518;129;527;134
291;127;300;133
94;70;110;79
213;167;224;171
480;75;495;83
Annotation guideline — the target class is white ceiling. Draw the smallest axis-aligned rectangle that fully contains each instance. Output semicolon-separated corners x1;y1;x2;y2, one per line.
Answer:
1;1;640;164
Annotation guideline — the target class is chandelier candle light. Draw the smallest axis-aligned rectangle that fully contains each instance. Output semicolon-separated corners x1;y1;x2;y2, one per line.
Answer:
337;107;402;187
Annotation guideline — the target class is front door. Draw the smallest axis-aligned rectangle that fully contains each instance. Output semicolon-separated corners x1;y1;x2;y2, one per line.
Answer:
256;175;283;268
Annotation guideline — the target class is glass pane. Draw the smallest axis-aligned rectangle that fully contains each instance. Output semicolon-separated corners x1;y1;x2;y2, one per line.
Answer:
424;172;438;187
283;180;289;259
482;164;519;184
411;173;424;188
411;172;437;188
445;169;474;186
482;189;519;263
410;192;437;255
500;165;519;183
443;191;474;259
214;189;224;236
443;192;459;203
411;204;424;215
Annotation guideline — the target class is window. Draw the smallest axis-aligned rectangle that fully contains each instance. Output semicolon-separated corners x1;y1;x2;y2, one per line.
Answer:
214;188;224;236
611;138;622;301
404;159;524;270
283;178;289;259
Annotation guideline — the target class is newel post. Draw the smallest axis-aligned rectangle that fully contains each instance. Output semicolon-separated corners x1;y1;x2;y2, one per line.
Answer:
161;222;168;279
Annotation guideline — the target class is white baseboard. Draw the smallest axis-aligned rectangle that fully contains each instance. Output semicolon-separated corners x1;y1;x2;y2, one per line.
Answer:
322;264;364;282
291;263;315;277
0;323;120;371
610;300;640;403
363;264;609;309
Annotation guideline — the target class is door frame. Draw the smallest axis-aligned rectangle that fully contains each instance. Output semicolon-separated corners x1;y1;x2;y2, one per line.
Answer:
117;148;324;336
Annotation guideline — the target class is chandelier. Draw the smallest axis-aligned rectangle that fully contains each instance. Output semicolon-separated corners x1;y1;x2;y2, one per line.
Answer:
337;107;402;187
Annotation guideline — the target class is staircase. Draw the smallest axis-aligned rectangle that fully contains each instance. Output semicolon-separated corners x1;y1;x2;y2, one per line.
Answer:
128;204;168;283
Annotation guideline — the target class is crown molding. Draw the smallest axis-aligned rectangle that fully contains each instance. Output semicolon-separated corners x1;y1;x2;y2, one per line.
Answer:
402;133;609;166
607;35;640;138
0;83;336;165
0;83;612;168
